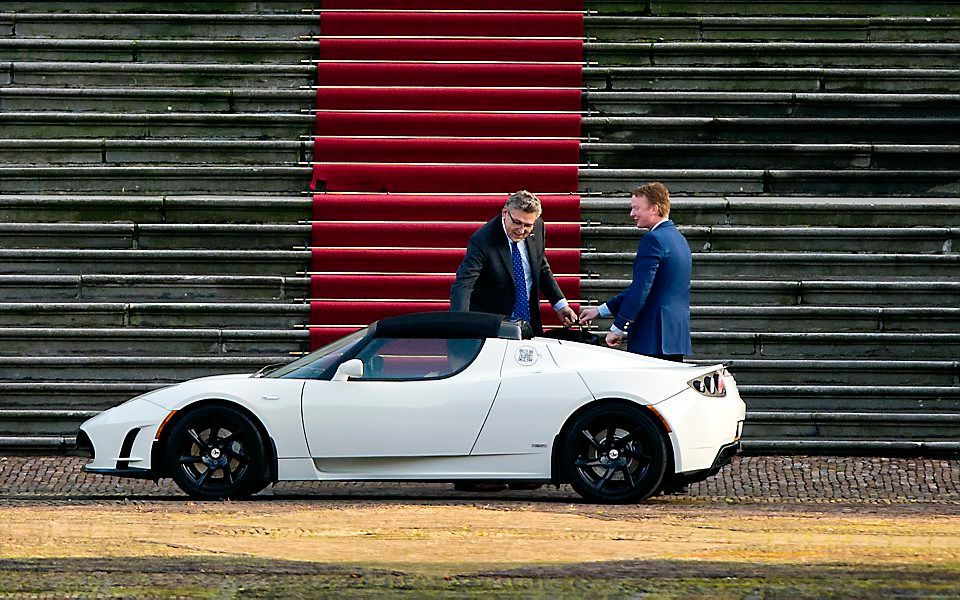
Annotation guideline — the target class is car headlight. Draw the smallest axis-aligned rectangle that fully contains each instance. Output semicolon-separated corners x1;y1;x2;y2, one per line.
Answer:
688;370;726;397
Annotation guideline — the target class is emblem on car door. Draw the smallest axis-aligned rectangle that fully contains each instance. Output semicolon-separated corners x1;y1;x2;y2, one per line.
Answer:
515;345;540;366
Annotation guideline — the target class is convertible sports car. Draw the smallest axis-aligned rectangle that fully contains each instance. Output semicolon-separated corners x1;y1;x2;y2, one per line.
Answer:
78;312;744;504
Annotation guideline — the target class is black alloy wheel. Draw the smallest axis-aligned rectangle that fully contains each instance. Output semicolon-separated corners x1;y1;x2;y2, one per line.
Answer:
165;405;267;500
564;404;667;504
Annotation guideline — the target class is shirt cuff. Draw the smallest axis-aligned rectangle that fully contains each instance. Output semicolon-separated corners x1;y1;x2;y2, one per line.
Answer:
597;303;612;318
553;298;569;311
608;323;625;335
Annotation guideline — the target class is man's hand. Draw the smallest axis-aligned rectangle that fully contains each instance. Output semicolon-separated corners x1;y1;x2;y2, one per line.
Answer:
557;306;578;326
578;306;600;325
605;332;624;347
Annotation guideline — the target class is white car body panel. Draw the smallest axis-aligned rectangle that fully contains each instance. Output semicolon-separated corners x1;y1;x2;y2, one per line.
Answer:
302;339;507;462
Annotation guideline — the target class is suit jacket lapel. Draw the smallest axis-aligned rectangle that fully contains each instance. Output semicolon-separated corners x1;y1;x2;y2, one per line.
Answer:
491;219;515;285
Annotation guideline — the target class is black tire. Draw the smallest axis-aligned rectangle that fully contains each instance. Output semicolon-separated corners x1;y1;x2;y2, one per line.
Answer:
563;404;668;504
164;405;267;500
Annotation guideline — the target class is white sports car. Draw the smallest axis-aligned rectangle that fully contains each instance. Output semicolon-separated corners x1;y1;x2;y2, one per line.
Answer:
78;312;744;504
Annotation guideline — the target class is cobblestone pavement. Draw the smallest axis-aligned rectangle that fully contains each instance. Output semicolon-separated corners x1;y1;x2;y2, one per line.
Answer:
1;455;958;505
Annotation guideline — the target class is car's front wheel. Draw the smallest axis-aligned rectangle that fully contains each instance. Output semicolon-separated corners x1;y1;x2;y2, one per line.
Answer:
164;405;267;500
563;404;668;504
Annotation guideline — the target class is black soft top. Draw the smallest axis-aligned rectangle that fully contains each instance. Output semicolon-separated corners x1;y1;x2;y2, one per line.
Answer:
370;311;530;340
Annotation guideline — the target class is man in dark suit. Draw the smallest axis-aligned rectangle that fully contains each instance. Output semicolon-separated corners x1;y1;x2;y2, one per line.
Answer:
579;182;692;361
451;190;577;335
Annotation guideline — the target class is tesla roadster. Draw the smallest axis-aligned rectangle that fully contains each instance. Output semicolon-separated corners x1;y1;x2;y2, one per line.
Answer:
78;311;744;503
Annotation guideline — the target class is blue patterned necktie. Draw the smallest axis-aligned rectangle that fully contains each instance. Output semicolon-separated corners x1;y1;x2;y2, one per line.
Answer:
511;241;531;322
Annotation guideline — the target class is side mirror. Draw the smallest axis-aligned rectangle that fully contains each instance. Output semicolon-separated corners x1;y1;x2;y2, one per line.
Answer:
332;358;364;382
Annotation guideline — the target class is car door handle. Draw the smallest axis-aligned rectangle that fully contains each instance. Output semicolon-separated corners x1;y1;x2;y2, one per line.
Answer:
261;395;280;401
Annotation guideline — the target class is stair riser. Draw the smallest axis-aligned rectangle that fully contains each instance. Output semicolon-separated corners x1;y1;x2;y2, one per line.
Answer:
0;173;311;194
0;122;309;140
583;284;960;307
719;366;958;386
12;23;317;40
0;95;311;113
0;338;307;356
0;203;310;224
585;148;960;171
0;257;309;275
589;99;960;118
0;390;155;410
745;395;960;411
0;147;302;166
589;72;960;93
0;311;307;328
692;339;960;359
585;258;960;279
585;205;960;227
0;362;288;382
595;48;960;69
584;123;960;144
646;2;960;17
9;70;311;88
744;422;960;439
0;231;310;251
0;48;315;65
584;231;957;253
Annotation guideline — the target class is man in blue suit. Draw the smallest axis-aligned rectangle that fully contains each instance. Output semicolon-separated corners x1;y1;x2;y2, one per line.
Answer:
579;182;692;361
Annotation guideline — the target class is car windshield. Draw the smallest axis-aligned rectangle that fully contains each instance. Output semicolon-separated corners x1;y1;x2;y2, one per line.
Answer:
263;329;368;380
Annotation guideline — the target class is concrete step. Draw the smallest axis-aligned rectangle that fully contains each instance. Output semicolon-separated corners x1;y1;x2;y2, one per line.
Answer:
584;143;960;170
590;41;960;68
0;38;317;64
0;166;312;193
0;194;312;223
584;224;959;253
689;306;960;332
703;358;959;386
4;61;314;87
0;139;306;166
7;1;309;12
0;86;315;112
0;355;295;382
583;251;960;278
0;111;313;139
584;91;960;118
585;66;960;93
741;438;960;455
3;12;318;39
743;410;960;441
0;249;310;275
644;1;960;17
0;409;99;437
582;278;960;307
0;222;310;249
0;302;309;328
0;381;162;410
0;326;309;355
578;168;960;196
587;197;960;227
691;331;960;359
587;15;960;41
741;384;960;412
582;116;960;144
0;274;309;302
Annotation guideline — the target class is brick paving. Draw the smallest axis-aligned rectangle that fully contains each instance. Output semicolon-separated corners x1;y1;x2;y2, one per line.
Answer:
1;455;958;504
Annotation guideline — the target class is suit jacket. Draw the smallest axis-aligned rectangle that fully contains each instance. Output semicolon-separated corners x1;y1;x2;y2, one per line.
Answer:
605;220;693;356
450;216;564;334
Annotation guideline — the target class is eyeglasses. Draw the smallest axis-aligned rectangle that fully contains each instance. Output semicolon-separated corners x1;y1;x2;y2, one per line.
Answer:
504;210;536;230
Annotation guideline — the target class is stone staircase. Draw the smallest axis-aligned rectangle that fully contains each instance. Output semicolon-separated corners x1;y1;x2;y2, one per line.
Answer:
1;0;958;454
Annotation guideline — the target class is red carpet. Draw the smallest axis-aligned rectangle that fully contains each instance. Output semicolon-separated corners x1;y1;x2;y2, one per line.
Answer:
316;62;582;87
309;3;583;348
313;194;581;222
313;138;580;165
315;87;582;111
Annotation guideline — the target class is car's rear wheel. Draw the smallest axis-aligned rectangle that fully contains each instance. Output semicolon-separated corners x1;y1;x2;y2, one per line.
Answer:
164;405;267;500
563;404;667;504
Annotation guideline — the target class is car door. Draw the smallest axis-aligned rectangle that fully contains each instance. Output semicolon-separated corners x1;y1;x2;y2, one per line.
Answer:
301;336;506;459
